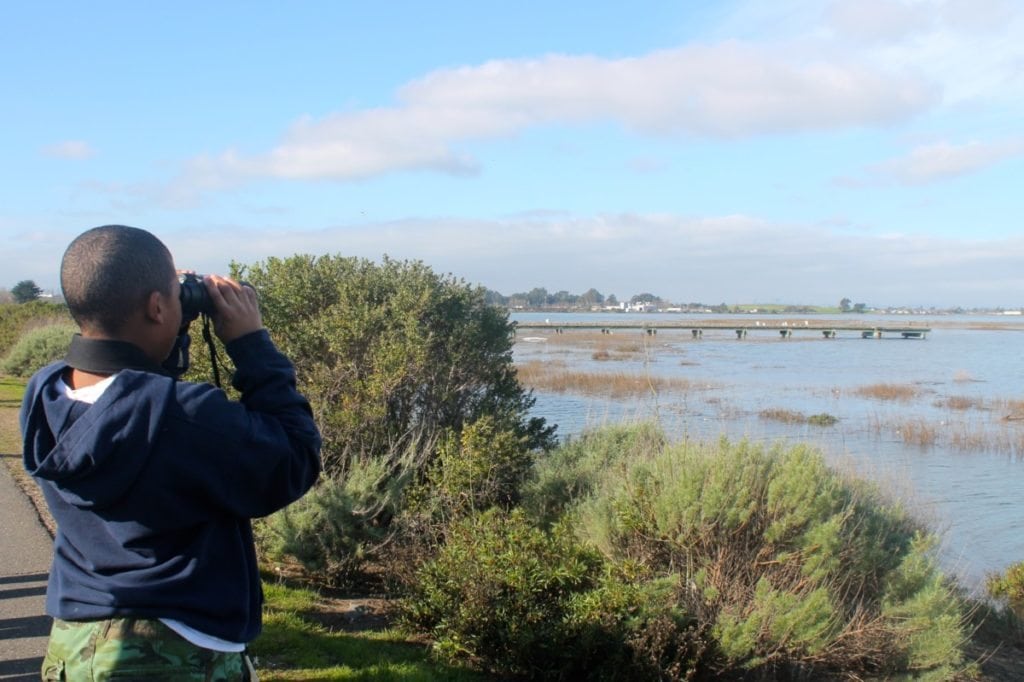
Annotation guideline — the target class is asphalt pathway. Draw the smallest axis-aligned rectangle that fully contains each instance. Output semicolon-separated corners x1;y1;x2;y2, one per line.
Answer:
0;458;52;680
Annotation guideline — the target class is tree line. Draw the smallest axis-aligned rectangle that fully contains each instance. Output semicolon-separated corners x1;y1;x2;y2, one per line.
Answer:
484;286;722;310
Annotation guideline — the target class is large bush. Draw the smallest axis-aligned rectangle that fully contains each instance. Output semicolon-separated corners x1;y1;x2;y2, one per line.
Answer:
1;321;77;377
408;427;969;680
232;254;554;478
573;435;967;678
231;254;554;586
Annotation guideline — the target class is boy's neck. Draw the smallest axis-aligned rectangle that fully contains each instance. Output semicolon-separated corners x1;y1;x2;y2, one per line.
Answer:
66;368;112;390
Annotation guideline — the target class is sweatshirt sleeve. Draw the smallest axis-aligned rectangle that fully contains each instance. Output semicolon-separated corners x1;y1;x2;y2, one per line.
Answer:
200;330;322;517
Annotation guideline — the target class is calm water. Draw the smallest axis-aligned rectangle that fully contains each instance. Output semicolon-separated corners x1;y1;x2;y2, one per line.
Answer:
512;312;1024;590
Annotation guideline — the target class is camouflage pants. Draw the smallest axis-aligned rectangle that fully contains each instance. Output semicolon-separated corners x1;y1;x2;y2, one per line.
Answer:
41;618;256;681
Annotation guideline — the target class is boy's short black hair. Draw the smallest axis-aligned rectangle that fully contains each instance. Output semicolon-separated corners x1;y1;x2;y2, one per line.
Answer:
61;225;176;334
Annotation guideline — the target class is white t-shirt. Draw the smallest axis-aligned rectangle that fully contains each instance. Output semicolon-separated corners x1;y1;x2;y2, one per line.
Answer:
60;373;245;653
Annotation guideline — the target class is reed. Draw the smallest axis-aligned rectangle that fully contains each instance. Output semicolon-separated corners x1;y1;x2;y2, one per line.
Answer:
1003;399;1024;422
936;395;979;411
758;408;807;424
894;417;939;447
949;421;1024;455
853;383;919;402
523;331;655;356
515;361;693;398
867;413;1024;455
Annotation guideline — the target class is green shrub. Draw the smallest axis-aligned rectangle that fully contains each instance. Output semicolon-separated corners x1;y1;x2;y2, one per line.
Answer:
807;413;839;426
564;569;710;680
574;437;968;678
521;422;665;527
1;322;77;377
988;560;1024;618
401;430;969;679
231;254;555;479
401;509;605;677
423;415;533;517
257;457;407;588
0;301;70;357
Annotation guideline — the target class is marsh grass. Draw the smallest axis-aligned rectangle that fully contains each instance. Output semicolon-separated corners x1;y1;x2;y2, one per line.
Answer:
868;412;1024;455
759;408;807;423
936;395;981;411
758;408;839;427
1001;399;1024;421
523;331;658;357
854;382;920;402
515;360;694;398
945;417;1024;455
895;417;939;447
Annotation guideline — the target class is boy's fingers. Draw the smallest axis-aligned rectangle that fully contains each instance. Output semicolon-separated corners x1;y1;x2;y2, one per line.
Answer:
204;275;242;307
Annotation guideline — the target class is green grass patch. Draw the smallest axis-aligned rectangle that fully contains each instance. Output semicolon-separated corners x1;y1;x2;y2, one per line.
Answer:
0;377;26;453
0;375;26;407
253;581;485;681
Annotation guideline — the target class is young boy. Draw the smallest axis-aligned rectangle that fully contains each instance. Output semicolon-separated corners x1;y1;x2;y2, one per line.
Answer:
20;225;322;680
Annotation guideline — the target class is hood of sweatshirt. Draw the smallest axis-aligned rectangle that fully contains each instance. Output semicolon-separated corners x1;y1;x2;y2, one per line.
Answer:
21;362;175;510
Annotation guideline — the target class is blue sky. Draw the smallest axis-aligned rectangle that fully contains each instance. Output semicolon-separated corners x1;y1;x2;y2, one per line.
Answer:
3;0;1022;307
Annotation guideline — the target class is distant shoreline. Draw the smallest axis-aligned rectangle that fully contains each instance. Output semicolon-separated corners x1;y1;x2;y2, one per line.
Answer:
508;311;1024;332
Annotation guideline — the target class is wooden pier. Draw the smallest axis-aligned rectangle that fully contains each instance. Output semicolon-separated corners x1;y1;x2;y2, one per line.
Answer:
514;320;930;340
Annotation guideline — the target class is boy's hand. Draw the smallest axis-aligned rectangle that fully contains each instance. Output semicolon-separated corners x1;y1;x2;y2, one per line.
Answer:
203;274;263;344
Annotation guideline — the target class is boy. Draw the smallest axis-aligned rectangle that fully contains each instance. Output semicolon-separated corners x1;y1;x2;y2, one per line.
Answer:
20;225;322;680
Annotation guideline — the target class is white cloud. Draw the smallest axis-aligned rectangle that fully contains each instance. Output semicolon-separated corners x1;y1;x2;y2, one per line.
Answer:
6;213;1020;307
179;43;934;187
150;213;1024;308
828;0;1024;105
827;0;934;44
871;137;1024;184
41;140;95;160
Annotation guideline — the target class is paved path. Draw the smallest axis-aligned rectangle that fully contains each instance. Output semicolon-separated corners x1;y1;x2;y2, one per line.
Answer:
0;458;52;681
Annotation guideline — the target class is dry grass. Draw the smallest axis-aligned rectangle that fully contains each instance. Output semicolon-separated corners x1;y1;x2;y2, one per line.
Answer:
950;426;989;453
759;408;807;424
893;417;939;447
935;395;981;411
515;360;694;398
866;410;1024;455
1002;399;1024;422
949;421;1024;456
853;383;920;402
521;331;654;353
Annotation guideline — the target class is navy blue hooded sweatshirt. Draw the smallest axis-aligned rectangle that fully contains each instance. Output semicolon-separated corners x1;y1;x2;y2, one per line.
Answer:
20;329;321;643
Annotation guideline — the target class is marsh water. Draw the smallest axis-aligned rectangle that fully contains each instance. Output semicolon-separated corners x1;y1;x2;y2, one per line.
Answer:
511;312;1024;591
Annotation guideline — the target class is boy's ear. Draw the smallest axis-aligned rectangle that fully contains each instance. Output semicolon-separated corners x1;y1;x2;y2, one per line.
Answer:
144;290;165;324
